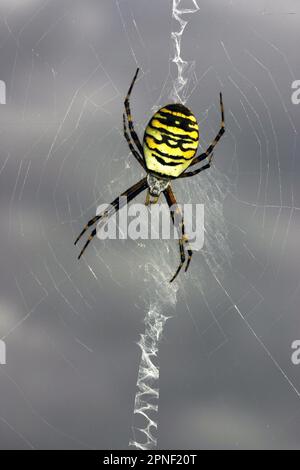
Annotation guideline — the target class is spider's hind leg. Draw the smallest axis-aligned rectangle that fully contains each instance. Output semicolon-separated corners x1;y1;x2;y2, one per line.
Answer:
75;177;148;259
170;234;186;283
164;185;193;282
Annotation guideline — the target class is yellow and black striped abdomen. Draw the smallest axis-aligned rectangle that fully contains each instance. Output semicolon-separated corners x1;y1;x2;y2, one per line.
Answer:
143;104;199;178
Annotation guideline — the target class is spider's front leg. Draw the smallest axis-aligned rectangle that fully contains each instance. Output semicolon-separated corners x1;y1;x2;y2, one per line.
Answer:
123;68;146;170
200;92;225;159
180;153;214;178
180;92;225;178
123;114;145;169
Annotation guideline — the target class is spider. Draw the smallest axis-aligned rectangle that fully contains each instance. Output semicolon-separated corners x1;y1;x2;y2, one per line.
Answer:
75;68;225;282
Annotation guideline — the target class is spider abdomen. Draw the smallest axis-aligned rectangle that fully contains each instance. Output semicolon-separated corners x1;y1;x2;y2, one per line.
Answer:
143;103;199;178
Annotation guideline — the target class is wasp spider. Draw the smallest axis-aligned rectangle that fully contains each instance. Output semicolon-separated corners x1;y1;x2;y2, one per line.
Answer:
75;69;225;282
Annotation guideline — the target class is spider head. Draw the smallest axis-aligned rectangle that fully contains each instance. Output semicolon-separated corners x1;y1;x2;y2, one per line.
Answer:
147;173;170;197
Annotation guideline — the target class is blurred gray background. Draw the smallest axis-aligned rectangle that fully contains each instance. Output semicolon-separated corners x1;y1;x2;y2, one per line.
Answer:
0;0;300;449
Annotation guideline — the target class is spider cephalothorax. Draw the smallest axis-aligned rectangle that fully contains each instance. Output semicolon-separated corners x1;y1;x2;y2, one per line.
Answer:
75;68;225;282
146;174;170;204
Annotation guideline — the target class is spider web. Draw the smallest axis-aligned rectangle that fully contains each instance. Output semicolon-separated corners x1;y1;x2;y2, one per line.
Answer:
0;0;300;450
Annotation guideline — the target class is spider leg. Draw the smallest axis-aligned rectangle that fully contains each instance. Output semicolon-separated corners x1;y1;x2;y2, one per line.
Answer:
179;154;214;178
183;92;225;173
77;227;98;261
123;114;145;169
74;213;104;246
124;68;145;159
164;185;193;282
170;235;186;283
75;177;148;258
